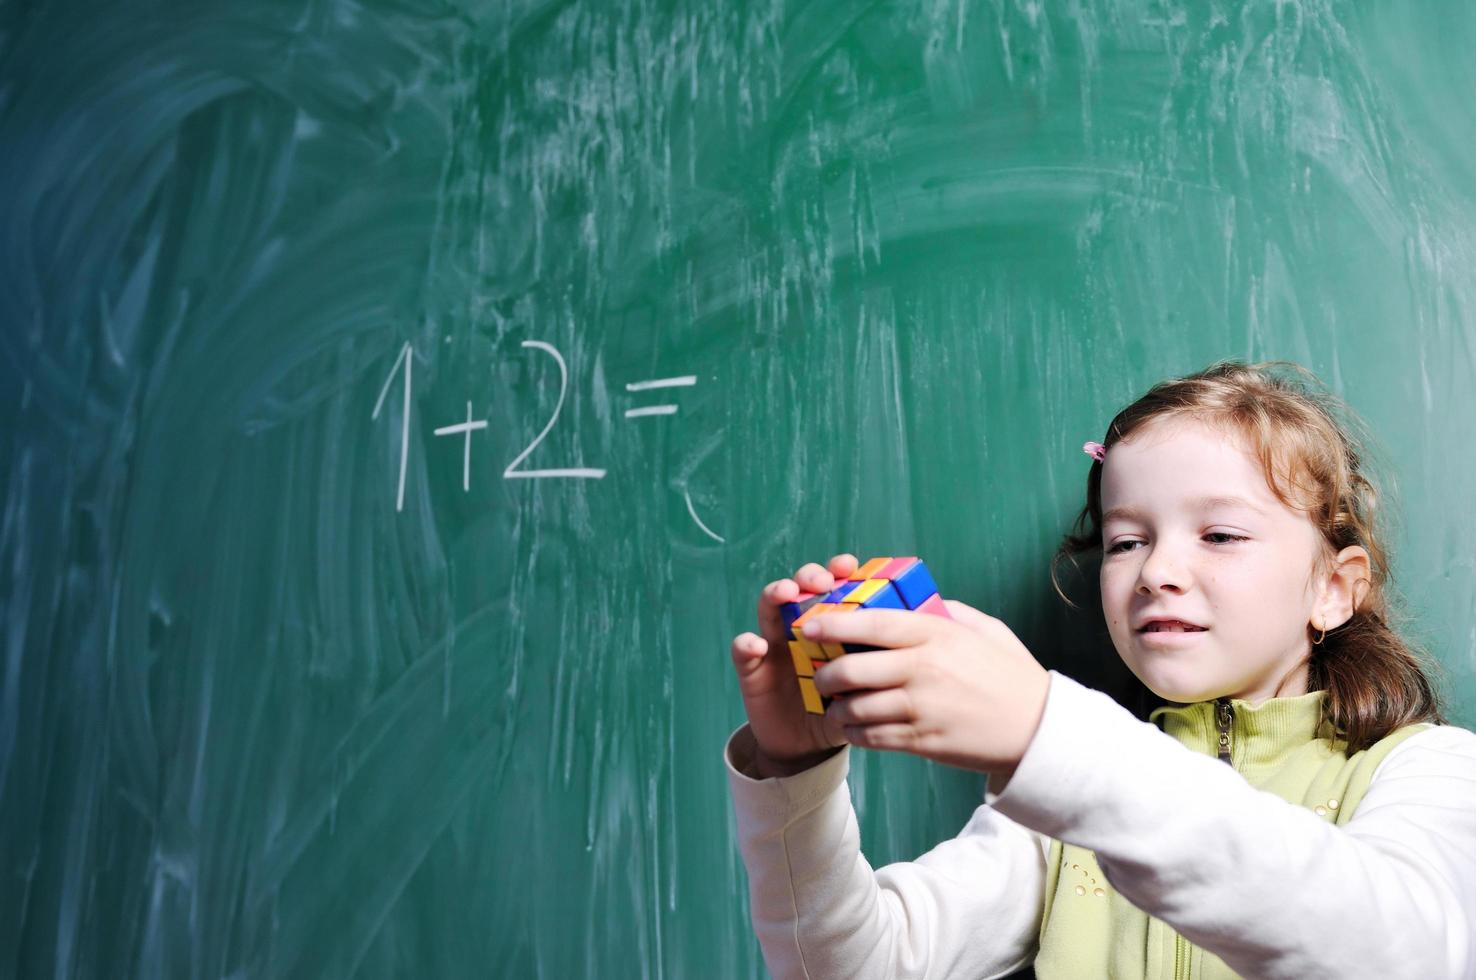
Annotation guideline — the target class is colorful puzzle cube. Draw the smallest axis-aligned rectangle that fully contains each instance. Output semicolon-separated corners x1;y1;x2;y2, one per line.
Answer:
781;556;952;715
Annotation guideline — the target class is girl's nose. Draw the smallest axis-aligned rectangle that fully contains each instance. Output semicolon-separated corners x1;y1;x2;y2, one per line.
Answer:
1136;544;1190;595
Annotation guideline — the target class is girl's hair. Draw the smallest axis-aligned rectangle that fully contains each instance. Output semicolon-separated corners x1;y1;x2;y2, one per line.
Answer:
1051;359;1448;752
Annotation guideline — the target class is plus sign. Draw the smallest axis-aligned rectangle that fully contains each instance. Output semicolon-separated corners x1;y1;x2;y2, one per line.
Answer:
433;401;489;492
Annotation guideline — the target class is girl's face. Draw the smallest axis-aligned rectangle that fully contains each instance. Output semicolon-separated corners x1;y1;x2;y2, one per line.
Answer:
1098;417;1327;705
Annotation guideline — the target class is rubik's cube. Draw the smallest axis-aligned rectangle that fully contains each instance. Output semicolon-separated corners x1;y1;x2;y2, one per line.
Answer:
781;556;952;715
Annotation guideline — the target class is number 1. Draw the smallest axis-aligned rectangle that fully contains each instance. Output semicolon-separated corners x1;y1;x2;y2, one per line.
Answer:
372;342;413;512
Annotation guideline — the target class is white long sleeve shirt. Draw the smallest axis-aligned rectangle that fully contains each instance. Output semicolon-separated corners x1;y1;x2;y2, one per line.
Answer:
725;670;1476;979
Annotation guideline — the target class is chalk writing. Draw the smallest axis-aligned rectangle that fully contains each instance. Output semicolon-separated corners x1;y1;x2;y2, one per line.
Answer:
433;402;488;492
370;342;414;512
372;342;720;538
504;341;607;480
624;375;696;417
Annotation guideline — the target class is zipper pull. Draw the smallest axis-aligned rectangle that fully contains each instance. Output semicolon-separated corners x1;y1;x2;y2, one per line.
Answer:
1216;698;1235;767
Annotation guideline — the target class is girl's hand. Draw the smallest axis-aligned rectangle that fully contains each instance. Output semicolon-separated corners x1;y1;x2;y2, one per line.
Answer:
729;554;857;777
800;600;1051;776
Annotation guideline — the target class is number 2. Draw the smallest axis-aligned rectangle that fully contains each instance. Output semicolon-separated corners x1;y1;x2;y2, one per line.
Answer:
504;341;605;479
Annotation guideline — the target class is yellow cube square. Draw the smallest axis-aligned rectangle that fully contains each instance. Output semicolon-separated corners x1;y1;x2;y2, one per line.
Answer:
798;677;824;714
845;578;889;604
788;640;816;677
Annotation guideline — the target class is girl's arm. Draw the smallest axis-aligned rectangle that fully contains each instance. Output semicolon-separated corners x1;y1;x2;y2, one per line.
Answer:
726;722;1047;980
990;671;1476;980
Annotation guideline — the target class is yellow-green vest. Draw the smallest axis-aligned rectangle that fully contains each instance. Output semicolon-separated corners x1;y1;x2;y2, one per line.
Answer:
1033;688;1431;979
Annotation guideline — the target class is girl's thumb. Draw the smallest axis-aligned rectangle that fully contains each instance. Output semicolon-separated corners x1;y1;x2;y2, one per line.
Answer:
730;632;768;677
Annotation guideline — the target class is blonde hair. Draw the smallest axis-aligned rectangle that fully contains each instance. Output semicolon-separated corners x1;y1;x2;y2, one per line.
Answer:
1052;360;1447;751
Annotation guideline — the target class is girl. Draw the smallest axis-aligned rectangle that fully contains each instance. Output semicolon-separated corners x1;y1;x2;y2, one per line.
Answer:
725;361;1476;979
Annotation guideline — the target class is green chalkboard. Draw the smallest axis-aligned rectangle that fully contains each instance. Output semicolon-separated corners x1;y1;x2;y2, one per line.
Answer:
4;1;1475;976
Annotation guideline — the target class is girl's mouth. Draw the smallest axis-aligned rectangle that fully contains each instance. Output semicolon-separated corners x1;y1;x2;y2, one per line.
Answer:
1140;621;1207;633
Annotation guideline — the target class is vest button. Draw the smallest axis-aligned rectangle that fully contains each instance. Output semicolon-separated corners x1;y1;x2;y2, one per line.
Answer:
1314;805;1328;816
1327;798;1339;810
1074;885;1087;896
1093;888;1106;898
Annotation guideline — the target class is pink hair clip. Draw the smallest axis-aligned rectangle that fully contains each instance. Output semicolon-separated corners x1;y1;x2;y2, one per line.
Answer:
1082;441;1106;463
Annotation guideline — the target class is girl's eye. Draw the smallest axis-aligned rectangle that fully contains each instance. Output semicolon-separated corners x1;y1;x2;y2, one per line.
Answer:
1106;533;1247;553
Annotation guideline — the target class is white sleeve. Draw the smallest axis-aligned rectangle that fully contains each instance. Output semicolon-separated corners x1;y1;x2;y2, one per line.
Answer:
991;670;1476;980
724;723;1047;980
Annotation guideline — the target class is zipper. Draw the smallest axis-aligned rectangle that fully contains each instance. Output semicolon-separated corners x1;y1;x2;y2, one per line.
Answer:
1172;700;1234;979
1215;697;1235;767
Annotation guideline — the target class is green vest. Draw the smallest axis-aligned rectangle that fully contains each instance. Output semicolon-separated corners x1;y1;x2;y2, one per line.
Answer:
1033;689;1430;980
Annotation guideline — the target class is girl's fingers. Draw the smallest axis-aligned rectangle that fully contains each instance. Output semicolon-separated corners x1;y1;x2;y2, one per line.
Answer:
813;646;919;697
764;578;798;605
752;557;862;656
730;632;767;669
755;579;797;633
842;722;920;753
793;562;834;593
826;686;916;726
827;553;859;579
801;607;933;649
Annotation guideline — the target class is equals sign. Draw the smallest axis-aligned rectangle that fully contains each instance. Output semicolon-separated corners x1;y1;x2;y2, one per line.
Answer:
624;375;696;417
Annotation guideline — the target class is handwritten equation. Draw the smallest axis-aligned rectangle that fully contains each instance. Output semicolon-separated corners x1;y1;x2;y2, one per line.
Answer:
371;341;723;542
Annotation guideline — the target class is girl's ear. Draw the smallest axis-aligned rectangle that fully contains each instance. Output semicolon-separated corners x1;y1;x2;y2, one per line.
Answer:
1314;545;1372;631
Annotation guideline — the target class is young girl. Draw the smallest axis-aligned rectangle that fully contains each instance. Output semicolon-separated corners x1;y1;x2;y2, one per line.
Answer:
725;361;1476;979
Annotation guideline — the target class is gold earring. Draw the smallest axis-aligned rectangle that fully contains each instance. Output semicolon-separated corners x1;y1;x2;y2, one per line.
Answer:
1312;623;1326;646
